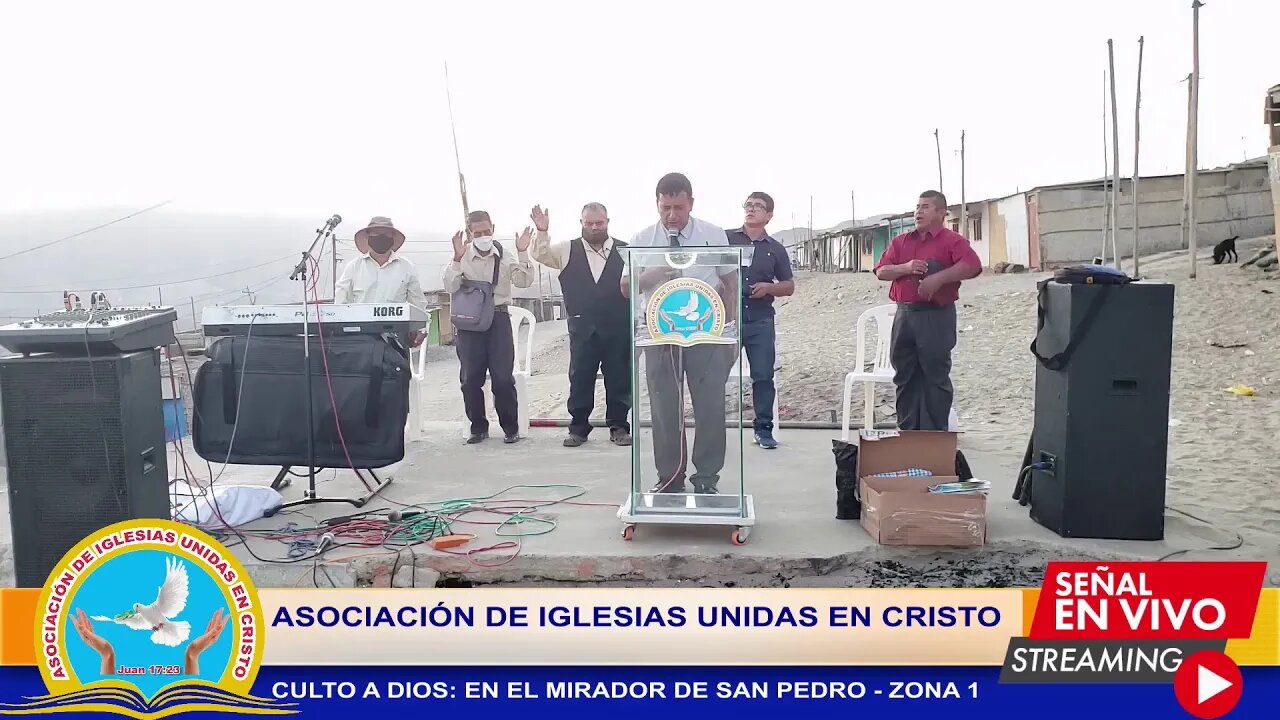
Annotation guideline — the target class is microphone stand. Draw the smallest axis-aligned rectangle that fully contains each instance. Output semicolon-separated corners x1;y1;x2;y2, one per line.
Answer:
269;215;392;510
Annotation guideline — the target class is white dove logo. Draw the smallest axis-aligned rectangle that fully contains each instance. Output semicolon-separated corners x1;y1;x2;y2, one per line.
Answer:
91;557;191;647
676;291;702;322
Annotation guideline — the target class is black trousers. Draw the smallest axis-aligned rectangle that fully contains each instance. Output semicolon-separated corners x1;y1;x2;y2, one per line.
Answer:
455;308;519;436
567;327;630;438
889;302;957;431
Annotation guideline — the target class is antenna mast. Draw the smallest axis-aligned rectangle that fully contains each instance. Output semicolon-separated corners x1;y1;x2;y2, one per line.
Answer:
444;61;470;227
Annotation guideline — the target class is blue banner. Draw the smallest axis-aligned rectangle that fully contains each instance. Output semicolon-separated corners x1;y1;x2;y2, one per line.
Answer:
1;665;1276;718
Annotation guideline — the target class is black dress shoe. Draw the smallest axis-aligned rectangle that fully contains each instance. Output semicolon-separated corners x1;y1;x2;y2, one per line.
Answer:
691;480;719;495
650;478;686;494
503;432;521;444
466;432;488;444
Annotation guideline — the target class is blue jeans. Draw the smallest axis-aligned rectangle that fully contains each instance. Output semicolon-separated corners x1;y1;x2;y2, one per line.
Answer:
741;317;777;433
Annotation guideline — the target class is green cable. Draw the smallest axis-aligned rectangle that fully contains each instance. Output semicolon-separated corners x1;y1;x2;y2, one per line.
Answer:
387;484;588;541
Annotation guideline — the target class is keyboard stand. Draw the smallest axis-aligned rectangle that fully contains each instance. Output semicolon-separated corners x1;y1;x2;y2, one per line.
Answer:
269;466;393;509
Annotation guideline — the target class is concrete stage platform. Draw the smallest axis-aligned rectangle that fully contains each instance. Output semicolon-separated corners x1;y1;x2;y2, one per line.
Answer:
0;425;1267;589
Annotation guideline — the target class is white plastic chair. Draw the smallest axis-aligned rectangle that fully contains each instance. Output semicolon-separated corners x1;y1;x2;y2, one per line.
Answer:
406;330;430;441
840;304;960;440
841;304;897;441
729;332;782;441
509;306;537;435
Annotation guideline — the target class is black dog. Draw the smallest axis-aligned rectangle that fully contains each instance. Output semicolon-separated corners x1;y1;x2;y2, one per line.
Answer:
1213;235;1239;264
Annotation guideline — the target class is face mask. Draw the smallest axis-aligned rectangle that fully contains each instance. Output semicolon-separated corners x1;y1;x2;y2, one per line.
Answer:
368;235;394;254
472;237;494;253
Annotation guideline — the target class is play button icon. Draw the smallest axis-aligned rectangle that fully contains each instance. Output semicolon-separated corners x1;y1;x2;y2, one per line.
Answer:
1174;651;1242;718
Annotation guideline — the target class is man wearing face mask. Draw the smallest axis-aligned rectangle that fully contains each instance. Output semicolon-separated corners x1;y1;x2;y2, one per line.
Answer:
530;202;632;448
443;210;536;444
335;216;426;348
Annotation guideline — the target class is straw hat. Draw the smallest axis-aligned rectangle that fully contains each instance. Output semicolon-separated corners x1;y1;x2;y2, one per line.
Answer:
353;216;406;254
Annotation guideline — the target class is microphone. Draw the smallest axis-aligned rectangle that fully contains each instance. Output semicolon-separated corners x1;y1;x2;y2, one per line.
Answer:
315;532;336;554
667;228;680;247
327;214;342;228
388;508;429;522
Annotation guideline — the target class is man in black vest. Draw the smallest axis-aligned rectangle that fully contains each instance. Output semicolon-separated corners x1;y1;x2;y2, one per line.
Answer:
530;203;632;447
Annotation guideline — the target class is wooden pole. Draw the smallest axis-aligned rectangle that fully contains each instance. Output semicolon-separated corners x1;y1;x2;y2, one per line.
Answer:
1101;70;1110;264
809;195;816;271
934;128;944;192
1188;0;1202;279
959;130;968;237
1108;39;1121;270
851;189;858;271
1181;75;1192;253
1132;36;1145;277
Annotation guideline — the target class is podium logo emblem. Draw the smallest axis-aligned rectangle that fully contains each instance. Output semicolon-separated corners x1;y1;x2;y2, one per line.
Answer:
0;519;294;718
646;278;727;347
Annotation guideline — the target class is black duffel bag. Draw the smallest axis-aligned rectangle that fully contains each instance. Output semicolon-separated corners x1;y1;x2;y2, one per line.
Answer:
192;334;411;469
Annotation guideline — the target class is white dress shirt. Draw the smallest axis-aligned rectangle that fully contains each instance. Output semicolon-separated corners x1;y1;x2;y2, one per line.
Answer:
530;230;616;281
621;216;740;308
334;254;424;305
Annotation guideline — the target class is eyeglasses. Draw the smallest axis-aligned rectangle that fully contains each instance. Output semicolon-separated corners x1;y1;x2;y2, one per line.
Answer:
743;203;769;212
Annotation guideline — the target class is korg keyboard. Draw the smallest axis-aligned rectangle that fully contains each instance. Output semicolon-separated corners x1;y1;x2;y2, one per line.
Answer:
0;306;178;355
201;303;429;338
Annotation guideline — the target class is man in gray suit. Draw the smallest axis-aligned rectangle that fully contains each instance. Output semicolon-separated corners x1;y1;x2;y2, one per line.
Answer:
620;172;738;494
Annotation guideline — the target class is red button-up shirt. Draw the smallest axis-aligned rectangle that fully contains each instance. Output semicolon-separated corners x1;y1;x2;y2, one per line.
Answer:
874;226;981;305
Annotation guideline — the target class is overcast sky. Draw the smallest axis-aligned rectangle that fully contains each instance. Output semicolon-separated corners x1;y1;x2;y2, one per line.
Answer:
2;0;1276;245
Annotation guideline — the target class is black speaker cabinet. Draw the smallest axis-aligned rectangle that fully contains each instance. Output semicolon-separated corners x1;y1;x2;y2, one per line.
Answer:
1029;280;1175;540
0;350;170;587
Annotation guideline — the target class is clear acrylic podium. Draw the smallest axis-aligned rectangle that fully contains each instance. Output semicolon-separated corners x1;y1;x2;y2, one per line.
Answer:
616;246;756;545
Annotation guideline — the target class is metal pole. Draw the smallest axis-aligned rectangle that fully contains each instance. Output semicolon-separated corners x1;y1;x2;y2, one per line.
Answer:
331;233;338;302
1132;36;1145;277
1188;0;1202;279
1101;70;1110;264
190;297;198;339
1108;39;1121;270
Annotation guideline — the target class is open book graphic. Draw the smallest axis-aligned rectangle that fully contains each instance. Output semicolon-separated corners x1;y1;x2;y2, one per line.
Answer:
0;680;296;718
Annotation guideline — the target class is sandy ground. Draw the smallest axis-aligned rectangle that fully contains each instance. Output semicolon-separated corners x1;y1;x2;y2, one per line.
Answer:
503;236;1280;564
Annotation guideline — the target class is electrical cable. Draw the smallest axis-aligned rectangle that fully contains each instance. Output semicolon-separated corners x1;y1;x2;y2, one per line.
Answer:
0;252;299;294
0;200;173;263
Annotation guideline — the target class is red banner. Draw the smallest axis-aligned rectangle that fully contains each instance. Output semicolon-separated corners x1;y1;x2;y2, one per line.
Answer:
1028;562;1266;641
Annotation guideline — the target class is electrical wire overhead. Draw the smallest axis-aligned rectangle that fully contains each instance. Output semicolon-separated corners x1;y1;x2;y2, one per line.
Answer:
0;200;174;263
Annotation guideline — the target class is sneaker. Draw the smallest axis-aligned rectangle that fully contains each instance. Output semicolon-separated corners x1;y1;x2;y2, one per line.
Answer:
563;433;587;447
609;428;632;446
466;431;488;444
503;432;521;444
754;431;778;449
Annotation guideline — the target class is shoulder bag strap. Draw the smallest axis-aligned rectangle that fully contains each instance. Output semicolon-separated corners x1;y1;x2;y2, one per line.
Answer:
1029;280;1114;371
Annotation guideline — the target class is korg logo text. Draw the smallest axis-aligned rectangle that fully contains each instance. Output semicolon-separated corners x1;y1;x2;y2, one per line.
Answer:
373;306;405;317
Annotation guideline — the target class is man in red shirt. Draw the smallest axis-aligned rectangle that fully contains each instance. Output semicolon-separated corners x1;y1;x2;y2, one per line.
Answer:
874;190;982;430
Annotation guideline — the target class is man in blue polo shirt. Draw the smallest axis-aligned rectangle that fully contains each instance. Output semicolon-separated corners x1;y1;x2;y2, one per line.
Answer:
726;192;795;449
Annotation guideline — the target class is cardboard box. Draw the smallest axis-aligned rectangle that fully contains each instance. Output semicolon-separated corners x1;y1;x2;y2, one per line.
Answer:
857;430;986;547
